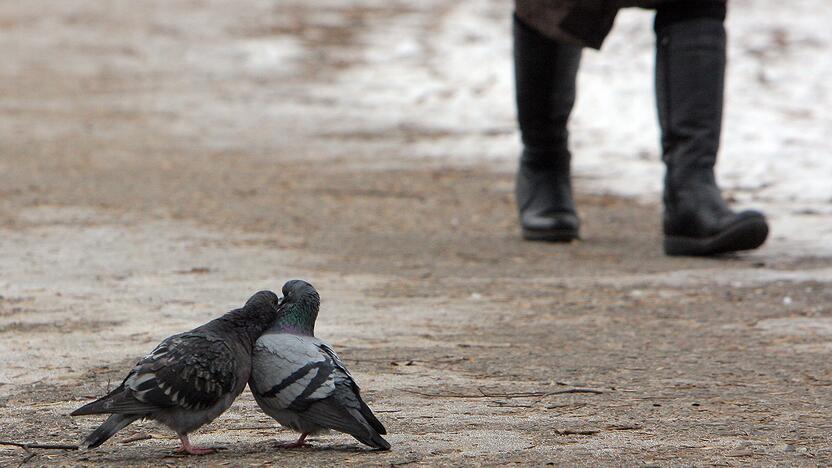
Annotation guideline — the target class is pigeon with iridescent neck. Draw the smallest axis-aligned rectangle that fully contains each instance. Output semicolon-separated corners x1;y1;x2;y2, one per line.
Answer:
71;290;280;455
249;280;390;450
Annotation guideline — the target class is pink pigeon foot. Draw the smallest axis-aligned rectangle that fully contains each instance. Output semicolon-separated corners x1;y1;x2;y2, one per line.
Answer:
177;434;216;455
277;433;310;449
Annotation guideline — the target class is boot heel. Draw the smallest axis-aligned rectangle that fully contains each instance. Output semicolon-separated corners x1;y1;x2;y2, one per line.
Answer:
522;227;579;243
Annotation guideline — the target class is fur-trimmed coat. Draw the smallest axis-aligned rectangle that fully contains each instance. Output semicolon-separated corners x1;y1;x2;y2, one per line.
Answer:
515;0;725;49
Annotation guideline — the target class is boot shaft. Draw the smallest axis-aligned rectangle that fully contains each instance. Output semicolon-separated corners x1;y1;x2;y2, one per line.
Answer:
514;14;582;163
655;17;726;199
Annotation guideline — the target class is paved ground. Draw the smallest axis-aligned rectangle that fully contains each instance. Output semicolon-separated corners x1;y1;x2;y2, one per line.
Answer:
1;1;831;466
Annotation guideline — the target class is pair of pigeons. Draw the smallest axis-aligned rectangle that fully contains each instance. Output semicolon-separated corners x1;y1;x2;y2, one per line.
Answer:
71;280;390;454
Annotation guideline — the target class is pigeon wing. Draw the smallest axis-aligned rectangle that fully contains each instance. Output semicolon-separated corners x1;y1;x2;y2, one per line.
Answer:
311;340;386;435
251;333;388;447
299;339;389;447
302;380;390;449
251;334;338;411
117;333;237;412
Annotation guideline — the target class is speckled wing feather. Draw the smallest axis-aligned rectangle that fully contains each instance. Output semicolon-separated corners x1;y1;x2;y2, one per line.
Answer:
96;333;237;414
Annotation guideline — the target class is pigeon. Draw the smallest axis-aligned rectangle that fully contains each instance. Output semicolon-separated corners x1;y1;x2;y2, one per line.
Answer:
249;280;390;450
71;290;281;455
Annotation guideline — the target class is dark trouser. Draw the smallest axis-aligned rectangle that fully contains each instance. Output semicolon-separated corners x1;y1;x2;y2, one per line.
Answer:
655;2;726;31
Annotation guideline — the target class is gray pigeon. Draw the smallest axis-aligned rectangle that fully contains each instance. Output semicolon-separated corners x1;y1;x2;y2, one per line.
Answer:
71;290;280;455
249;280;390;450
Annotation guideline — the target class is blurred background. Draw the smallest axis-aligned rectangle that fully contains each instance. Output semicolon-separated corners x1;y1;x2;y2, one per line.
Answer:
2;0;829;252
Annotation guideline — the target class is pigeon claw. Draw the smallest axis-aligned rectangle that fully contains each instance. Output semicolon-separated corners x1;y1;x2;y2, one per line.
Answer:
276;433;310;449
176;446;216;455
177;434;216;455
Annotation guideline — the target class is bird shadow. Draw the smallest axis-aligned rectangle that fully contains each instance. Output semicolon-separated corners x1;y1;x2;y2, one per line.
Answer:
68;439;381;463
243;440;372;455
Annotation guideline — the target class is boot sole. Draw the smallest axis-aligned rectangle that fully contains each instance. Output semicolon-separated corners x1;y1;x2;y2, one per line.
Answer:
522;228;579;243
664;216;769;256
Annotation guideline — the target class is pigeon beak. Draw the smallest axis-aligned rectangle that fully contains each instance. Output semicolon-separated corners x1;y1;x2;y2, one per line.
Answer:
276;297;289;310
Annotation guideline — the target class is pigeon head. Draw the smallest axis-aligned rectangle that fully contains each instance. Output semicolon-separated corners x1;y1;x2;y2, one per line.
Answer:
246;290;281;308
271;280;320;335
199;290;280;348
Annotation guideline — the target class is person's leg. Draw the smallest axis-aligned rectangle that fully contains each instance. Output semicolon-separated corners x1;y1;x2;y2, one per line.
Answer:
514;14;582;242
654;2;768;256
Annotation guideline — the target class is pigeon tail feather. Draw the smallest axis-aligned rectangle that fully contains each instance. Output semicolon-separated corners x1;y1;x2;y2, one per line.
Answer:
303;398;391;450
79;413;141;449
358;398;387;435
71;385;126;416
347;406;390;450
359;430;391;451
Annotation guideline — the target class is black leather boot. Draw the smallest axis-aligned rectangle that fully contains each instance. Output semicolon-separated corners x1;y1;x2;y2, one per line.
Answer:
655;17;768;256
514;15;582;242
